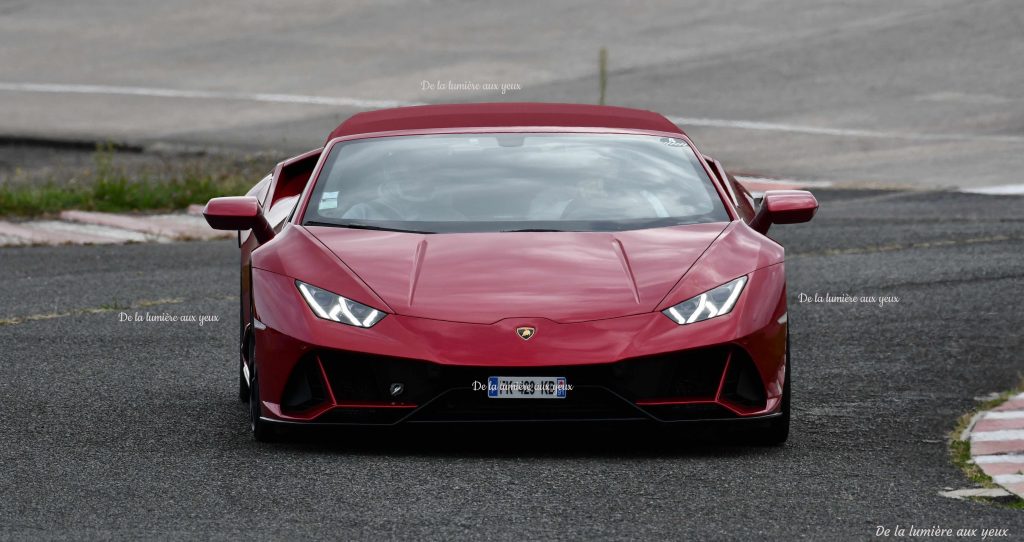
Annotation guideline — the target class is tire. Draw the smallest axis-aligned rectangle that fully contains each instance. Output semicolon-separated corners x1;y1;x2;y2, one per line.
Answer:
247;337;281;442
753;334;791;446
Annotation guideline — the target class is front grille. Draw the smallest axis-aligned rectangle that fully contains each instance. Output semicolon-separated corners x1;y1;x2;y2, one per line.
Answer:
284;345;765;423
316;347;731;403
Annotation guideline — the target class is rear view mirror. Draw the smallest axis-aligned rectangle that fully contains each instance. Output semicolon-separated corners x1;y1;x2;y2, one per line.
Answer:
750;190;818;234
203;196;275;244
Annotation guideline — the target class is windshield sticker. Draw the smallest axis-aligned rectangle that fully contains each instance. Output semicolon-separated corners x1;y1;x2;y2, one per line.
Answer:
320;191;339;210
660;137;688;147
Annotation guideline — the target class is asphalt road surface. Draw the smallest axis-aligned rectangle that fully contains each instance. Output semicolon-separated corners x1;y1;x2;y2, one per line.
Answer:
3;1;1024;539
2;0;1024;189
2;189;1023;540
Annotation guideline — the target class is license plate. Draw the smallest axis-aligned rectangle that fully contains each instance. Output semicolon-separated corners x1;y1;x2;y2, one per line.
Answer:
487;376;568;399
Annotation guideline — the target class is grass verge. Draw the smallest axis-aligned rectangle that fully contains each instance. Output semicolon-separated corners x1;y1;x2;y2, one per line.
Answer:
0;143;272;217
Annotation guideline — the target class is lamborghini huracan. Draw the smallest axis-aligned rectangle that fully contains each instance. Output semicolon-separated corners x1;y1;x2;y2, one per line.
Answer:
203;102;817;443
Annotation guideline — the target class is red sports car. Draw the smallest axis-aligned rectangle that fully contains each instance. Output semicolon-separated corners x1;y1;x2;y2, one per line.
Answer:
204;103;817;443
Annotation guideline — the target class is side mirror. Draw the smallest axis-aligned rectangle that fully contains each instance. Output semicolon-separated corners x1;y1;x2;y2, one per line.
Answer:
203;196;275;244
749;190;818;235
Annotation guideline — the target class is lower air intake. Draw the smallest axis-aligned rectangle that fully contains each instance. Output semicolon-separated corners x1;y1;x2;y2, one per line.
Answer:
720;349;767;410
280;356;329;412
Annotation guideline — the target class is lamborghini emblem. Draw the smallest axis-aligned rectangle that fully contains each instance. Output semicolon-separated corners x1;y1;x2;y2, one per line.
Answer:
516;326;536;340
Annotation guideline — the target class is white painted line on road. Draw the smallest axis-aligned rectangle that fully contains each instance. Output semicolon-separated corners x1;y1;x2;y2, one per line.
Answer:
667;115;1024;144
971;430;1024;442
984;411;1024;420
960;184;1024;196
0;82;422;110
974;454;1024;464
3;81;1023;145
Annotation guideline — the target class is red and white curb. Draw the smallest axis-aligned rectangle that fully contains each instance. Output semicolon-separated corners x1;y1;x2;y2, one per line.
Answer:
0;206;230;247
966;393;1024;498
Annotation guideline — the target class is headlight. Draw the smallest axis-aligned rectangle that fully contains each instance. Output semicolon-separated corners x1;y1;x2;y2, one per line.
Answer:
296;280;386;328
662;276;747;325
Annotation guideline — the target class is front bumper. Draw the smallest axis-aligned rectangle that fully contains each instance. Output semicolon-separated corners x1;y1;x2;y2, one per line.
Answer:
261;344;777;425
250;264;788;426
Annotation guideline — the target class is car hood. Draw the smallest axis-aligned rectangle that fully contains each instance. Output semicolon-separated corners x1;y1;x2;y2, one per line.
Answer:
305;223;728;324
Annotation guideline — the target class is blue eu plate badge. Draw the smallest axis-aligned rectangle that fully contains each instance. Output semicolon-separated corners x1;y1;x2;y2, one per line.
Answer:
487;376;568;399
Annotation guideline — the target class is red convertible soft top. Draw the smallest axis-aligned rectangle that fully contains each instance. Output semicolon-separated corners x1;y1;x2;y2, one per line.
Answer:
326;102;683;142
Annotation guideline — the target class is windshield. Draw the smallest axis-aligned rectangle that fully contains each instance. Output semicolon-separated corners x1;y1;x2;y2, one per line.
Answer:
303;133;729;233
